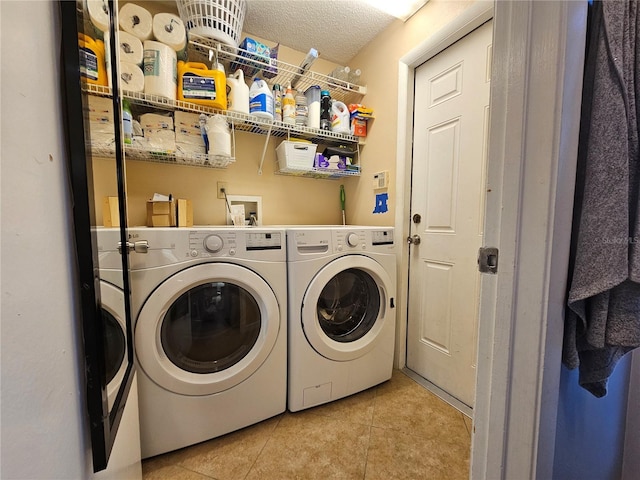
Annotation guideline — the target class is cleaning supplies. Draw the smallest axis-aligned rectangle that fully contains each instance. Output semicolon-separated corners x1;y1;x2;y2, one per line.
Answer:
249;78;274;120
226;69;250;114
272;84;283;122
177;61;227;110
122;98;133;145
282;83;296;125
320;90;332;131
330;101;351;135
78;33;108;86
295;92;308;126
305;86;321;129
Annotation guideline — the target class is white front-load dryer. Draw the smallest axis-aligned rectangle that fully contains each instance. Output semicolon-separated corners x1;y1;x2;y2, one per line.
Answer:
286;226;396;412
128;227;287;458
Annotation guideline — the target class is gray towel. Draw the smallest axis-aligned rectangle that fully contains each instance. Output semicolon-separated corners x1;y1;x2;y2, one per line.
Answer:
564;0;640;397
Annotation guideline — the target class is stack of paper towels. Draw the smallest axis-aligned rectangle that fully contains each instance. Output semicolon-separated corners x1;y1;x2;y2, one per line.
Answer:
175;112;207;160
139;113;176;153
118;3;188;101
86;96;115;148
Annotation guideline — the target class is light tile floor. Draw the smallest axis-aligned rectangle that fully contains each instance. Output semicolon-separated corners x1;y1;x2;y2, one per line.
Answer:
142;370;471;480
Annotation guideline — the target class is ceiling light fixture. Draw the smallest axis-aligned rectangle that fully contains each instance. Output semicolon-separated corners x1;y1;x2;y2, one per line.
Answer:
363;0;429;22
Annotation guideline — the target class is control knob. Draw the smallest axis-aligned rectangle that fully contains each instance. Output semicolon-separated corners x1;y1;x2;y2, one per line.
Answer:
346;232;359;247
204;234;223;253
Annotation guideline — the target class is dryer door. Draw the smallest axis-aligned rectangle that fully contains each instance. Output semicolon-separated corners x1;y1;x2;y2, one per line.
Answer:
135;263;280;396
301;255;393;361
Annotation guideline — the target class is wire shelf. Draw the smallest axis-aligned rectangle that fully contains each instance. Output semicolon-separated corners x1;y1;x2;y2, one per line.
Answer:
83;83;360;145
187;35;367;105
275;162;361;179
90;144;235;168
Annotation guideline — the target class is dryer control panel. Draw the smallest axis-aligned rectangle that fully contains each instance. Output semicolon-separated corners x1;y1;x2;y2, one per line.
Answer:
332;227;395;252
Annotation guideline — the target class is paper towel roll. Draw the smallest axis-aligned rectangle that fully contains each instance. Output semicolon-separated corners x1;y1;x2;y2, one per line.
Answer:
119;3;153;41
118;31;144;65
153;13;187;52
143;40;177;100
120;62;144;93
87;0;110;32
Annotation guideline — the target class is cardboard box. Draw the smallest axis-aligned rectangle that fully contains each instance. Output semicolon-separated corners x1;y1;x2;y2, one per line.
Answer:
176;199;193;227
146;199;193;227
232;37;271;77
146;200;176;227
102;196;120;227
351;117;368;137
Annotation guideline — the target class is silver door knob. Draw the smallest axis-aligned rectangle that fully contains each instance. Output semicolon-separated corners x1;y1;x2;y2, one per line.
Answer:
407;235;421;245
118;240;149;254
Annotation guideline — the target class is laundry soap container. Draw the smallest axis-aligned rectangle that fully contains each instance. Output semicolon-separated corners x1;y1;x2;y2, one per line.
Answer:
331;101;351;135
226;69;250;114
249;78;274;120
177;62;227;110
78;33;108;86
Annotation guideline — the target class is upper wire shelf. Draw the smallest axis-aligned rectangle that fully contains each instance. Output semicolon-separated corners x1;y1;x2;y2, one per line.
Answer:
83;83;360;145
187;34;367;105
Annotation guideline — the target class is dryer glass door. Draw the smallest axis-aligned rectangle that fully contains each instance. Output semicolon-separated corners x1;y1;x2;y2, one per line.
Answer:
160;282;261;374
317;268;381;342
302;255;393;362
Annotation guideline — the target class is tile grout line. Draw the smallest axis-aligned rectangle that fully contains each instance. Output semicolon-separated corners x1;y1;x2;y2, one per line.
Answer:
362;384;381;479
242;413;285;480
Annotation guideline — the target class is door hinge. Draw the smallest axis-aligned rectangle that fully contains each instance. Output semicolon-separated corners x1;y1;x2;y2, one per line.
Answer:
478;247;498;274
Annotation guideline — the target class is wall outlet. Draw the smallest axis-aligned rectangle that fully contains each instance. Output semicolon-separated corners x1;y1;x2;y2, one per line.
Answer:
217;181;228;199
373;171;390;190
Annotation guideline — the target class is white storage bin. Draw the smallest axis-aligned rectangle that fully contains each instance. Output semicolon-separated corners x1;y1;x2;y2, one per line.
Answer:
276;141;317;171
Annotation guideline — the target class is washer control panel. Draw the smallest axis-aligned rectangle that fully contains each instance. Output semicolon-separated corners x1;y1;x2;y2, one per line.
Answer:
188;229;283;258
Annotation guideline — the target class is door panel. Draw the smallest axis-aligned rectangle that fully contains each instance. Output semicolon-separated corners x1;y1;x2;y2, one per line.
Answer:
407;20;493;408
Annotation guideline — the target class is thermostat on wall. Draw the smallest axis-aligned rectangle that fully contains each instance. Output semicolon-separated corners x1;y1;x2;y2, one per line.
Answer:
373;171;390;190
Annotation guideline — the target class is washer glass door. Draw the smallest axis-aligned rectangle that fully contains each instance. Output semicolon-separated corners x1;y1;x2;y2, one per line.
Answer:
302;255;393;361
136;263;280;396
160;281;261;374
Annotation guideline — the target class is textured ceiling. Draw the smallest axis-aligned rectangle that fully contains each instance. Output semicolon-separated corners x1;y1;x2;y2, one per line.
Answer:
242;0;398;65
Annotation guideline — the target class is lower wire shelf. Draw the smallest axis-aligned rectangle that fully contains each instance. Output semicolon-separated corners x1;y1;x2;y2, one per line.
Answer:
90;144;235;168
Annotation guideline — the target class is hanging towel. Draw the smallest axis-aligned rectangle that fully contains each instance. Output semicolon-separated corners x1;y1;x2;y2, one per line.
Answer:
564;0;640;397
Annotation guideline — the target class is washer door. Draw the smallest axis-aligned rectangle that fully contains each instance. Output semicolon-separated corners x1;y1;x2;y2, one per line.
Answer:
301;255;392;361
135;263;280;396
99;280;127;411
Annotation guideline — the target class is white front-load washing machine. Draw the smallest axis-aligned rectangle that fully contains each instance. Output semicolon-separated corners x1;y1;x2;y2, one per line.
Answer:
128;227;287;458
96;227;129;412
286;226;396;412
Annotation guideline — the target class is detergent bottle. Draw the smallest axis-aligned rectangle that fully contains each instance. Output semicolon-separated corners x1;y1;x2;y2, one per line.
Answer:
78;33;108;86
249;78;274;120
226;69;250;115
177;61;227;110
331;101;351;135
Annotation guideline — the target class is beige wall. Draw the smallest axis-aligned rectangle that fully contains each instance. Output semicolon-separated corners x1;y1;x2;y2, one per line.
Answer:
94;0;479;227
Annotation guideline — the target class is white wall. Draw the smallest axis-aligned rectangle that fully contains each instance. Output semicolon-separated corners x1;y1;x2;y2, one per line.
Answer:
0;1;92;478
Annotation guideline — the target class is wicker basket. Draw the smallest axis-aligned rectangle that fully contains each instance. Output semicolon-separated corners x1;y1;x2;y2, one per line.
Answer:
176;0;246;49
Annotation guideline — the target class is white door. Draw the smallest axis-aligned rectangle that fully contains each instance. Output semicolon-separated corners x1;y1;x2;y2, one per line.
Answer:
406;20;492;407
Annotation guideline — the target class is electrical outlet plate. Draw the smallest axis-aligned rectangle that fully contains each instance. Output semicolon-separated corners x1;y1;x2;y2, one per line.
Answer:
373;171;390;189
217;181;228;199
